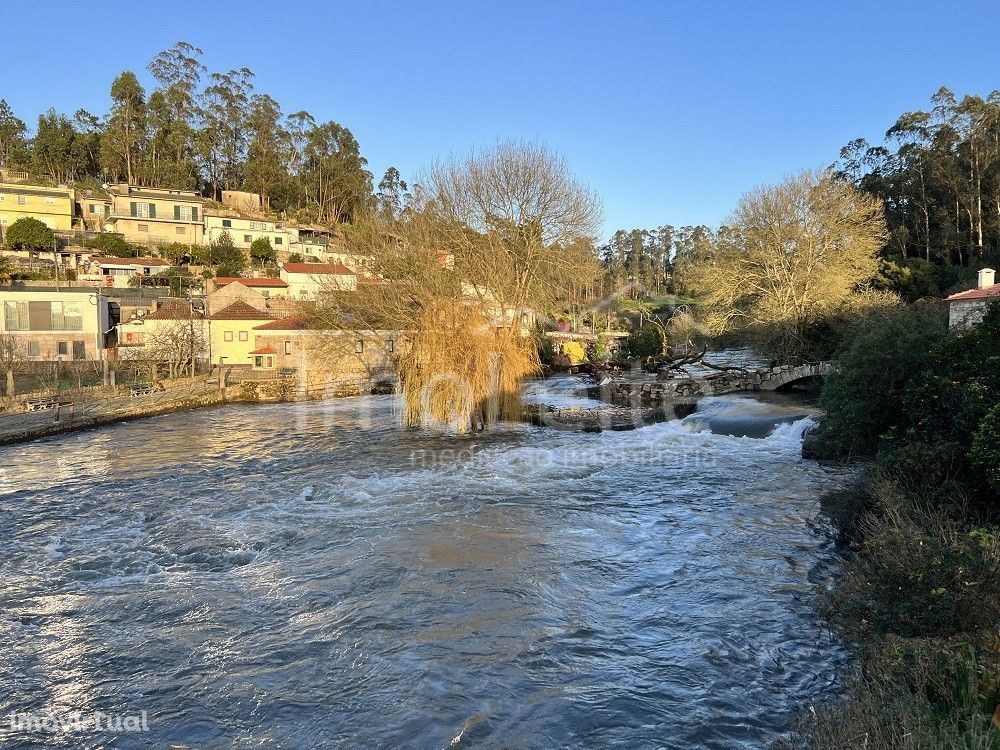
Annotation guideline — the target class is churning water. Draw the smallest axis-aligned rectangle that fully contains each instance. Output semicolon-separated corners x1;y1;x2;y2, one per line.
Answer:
0;383;849;749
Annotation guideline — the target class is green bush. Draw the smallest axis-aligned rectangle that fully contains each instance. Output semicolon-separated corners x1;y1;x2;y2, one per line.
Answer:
85;233;132;257
627;324;663;359
250;237;276;267
828;482;1000;639
5;217;54;250
970;403;1000;494
817;302;948;457
791;639;1000;749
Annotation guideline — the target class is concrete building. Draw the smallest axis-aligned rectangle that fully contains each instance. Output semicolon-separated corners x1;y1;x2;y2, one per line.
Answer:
84;256;172;288
946;268;1000;330
0;182;76;233
209;300;275;367
105;184;205;246
279;262;357;299
1;287;118;361
204;212;297;251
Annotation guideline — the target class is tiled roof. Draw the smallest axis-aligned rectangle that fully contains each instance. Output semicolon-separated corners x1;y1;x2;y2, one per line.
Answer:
210;300;273;321
946;284;1000;301
282;262;355;276
145;300;203;320
249;345;277;355
213;277;288;288
92;256;171;267
254;315;310;331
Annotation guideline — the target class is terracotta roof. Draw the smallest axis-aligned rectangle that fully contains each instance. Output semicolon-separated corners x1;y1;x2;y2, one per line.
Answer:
254;315;311;331
210;301;273;321
249;345;277;355
93;256;171;266
946;284;1000;301
213;277;288;288
145;300;203;320
282;262;355;276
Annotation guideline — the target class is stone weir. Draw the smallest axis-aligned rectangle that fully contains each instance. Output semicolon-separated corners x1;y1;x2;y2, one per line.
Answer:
594;362;833;408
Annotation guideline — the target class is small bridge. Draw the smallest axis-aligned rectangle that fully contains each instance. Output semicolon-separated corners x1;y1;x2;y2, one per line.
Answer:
601;362;834;407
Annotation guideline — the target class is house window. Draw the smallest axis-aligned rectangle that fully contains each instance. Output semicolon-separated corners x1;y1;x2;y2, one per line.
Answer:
173;205;193;221
17;195;26;205
387;339;394;353
130;202;155;218
239;331;248;342
222;219;232;228
254;355;275;369
284;341;292;355
89;204;98;213
57;341;68;356
274;237;283;245
4;301;28;331
244;235;252;244
44;197;55;205
138;224;149;232
176;226;185;234
224;331;234;342
72;341;86;360
354;339;364;354
27;341;40;356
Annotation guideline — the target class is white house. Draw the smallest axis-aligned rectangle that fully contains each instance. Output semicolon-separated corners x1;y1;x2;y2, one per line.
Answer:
204;212;298;251
279;262;357;299
946;268;1000;330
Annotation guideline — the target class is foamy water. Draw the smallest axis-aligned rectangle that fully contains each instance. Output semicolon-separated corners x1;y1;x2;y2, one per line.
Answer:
0;391;849;749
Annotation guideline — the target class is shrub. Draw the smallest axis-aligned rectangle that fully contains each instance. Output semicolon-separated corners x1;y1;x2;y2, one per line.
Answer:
970;403;1000;494
791;639;1000;749
250;237;276;267
5;217;54;250
627;324;663;359
816;302;948;457
85;233;132;257
828;482;1000;639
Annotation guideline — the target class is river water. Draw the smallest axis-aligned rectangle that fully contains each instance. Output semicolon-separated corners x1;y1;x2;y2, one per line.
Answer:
0;379;849;749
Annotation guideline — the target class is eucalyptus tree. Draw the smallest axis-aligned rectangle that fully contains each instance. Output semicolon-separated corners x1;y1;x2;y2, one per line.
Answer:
0;100;28;168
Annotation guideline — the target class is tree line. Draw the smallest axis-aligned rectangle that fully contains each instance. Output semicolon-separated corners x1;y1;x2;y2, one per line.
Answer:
835;86;1000;267
598;224;714;295
0;42;410;226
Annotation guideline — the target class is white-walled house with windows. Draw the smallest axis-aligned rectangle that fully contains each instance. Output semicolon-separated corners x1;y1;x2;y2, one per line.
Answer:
204;212;298;251
1;288;117;361
279;262;357;299
82;257;172;288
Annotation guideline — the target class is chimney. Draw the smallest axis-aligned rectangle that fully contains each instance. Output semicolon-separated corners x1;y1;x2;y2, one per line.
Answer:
978;268;996;289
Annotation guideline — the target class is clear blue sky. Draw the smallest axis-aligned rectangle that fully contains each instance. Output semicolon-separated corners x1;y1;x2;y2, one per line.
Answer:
6;1;999;240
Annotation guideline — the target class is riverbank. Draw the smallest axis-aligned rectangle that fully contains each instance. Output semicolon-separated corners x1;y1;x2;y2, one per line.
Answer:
786;303;1000;747
0;377;300;447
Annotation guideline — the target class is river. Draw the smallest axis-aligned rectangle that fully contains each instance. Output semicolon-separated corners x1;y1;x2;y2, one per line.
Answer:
0;379;850;749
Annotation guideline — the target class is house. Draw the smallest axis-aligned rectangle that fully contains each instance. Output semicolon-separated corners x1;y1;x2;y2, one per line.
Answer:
208;277;288;298
946;268;1000;330
279;262;357;299
1;287;118;361
104;184;205;246
77;189;113;231
86;256;172;288
208;300;275;367
116;299;206;364
204;212;297;251
251;314;399;390
0;182;76;233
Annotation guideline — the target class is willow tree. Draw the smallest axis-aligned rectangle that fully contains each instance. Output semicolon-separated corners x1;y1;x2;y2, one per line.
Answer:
314;141;602;431
683;170;888;358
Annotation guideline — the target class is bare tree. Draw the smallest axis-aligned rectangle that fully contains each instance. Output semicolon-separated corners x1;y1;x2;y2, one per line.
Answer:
121;321;206;380
314;141;603;431
0;334;23;397
683;169;888;358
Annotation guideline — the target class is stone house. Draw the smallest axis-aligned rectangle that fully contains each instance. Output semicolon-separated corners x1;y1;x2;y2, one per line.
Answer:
946;268;1000;330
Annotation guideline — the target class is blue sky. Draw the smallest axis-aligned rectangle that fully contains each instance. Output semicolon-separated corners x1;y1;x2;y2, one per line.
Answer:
6;1;1000;239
